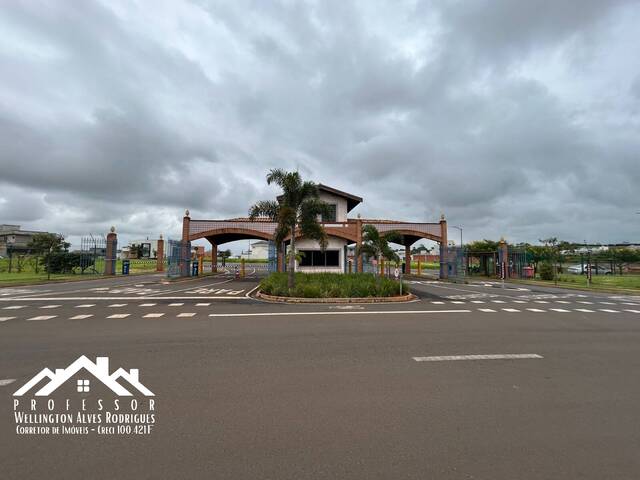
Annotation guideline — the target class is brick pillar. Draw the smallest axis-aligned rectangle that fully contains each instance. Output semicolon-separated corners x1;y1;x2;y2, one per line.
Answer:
156;235;164;272
105;226;117;276
405;244;411;275
356;216;363;273
439;214;448;280
210;242;217;273
181;210;191;277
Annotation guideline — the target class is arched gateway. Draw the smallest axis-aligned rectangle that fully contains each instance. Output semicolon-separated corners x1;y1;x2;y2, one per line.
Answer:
181;185;449;279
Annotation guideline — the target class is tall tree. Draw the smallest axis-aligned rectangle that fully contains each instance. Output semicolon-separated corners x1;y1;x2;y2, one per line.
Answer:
249;169;330;290
358;225;402;276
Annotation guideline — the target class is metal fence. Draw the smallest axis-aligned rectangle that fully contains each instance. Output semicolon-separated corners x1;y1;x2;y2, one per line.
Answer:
79;235;107;275
167;239;191;278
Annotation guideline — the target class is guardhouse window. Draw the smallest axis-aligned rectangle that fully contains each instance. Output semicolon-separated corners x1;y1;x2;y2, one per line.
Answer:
299;250;340;267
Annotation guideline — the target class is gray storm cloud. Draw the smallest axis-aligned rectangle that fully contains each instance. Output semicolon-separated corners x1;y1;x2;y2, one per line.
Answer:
0;0;639;250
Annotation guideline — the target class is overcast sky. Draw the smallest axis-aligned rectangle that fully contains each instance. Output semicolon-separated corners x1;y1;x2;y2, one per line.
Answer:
1;0;639;252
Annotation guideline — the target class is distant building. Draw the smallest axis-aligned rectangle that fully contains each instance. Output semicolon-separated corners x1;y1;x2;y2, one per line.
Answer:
240;240;269;260
0;224;52;257
125;239;162;259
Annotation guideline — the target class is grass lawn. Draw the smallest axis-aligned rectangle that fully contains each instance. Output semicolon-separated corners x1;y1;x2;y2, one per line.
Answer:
260;272;408;298
549;274;640;290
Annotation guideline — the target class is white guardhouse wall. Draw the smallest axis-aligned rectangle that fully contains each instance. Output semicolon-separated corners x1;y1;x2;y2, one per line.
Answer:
294;235;347;273
317;192;348;222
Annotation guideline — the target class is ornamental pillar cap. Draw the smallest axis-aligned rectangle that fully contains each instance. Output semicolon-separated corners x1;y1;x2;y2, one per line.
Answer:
159;234;163;240
185;209;190;217
440;213;446;221
110;226;116;233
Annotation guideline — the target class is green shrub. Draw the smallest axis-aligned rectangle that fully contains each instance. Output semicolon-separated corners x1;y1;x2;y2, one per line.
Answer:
539;262;555;281
259;272;409;298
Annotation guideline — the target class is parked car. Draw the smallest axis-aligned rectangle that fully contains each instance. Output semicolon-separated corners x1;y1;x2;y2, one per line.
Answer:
567;264;612;275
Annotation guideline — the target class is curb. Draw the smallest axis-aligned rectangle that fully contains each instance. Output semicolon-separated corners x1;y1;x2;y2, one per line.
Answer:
255;290;417;304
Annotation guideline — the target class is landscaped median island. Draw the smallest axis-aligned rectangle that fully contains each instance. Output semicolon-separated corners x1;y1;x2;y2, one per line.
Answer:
257;272;414;303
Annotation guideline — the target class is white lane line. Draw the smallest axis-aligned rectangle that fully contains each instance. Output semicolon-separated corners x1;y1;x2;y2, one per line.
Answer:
0;296;253;301
3;305;27;310
169;303;184;307
599;309;619;313
27;315;57;321
624;309;640;313
75;304;95;308
139;303;156;307
177;313;196;318
143;313;165;318
196;303;210;306
550;308;570;313
526;308;545;313
108;304;127;308
491;300;506;304
245;284;260;298
502;308;520;312
40;305;61;309
0;316;17;322
70;314;94;320
574;308;595;313
413;354;543;362
107;313;130;319
0;379;17;386
209;309;471;318
478;308;496;312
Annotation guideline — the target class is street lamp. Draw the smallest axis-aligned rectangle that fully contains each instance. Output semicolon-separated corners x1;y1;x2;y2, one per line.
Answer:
451;225;463;248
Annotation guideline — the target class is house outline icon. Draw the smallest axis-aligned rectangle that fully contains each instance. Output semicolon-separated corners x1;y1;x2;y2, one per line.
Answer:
13;355;154;397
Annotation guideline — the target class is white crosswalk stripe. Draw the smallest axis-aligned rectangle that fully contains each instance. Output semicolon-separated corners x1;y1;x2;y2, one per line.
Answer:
502;308;520;312
600;302;615;305
70;314;94;320
40;305;60;309
621;303;638;306
470;300;485;304
577;301;593;304
431;301;445;304
534;301;549;304
0;317;16;322
139;303;156;307
574;309;595;313
451;301;465;304
624;309;640;313
550;308;570;313
107;313;130;319
75;304;95;308
143;313;164;318
599;309;619;313
526;308;545;313
108;304;127;308
512;300;526;304
555;300;570;304
196;303;211;306
27;315;57;321
491;300;506;303
169;303;184;307
478;308;496;312
177;313;196;317
3;305;27;310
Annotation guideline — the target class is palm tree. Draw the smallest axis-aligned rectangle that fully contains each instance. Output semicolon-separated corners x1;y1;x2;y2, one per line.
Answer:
358;224;402;276
249;169;330;290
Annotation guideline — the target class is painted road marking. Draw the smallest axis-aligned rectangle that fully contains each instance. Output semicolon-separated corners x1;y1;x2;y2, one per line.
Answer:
75;304;95;308
513;300;526;304
451;301;465;304
624;310;640;313
107;313;130;319
177;313;196;318
550;308;570;313
431;301;445;304
0;296;252;301
413;354;543;362
577;301;594;304
27;315;57;321
140;303;157;307
196;303;211;306
621;303;639;306
555;300;570;304
3;305;27;309
40;305;61;309
478;308;496;312
502;308;520;312
108;304;127;308
526;308;545;313
0;317;17;322
574;309;595;313
534;301;549;304
599;309;619;313
208;310;471;318
143;313;165;318
70;314;94;320
600;302;616;305
169;303;184;307
491;300;506;303
0;379;16;386
470;300;485;304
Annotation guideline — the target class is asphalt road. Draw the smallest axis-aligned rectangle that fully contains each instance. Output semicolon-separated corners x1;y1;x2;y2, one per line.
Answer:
1;273;640;479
